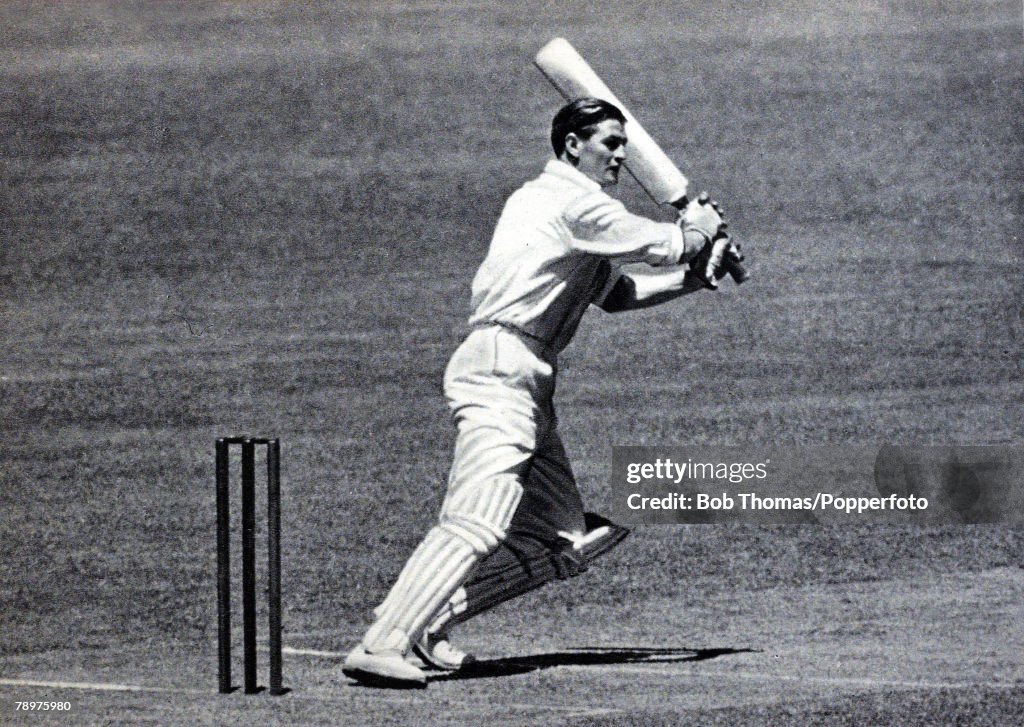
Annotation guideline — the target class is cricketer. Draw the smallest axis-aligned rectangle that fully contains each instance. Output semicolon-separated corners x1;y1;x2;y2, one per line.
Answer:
343;97;728;687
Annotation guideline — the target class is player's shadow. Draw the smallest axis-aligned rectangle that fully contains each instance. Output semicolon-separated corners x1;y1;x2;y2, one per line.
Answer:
428;645;755;682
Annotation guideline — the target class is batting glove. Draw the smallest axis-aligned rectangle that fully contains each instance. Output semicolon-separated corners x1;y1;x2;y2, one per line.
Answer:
677;191;727;243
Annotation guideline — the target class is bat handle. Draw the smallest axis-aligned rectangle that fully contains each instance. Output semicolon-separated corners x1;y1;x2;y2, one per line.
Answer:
723;255;750;284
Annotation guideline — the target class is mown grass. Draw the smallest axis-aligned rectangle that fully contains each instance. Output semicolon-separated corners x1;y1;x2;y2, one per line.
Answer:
1;0;1021;669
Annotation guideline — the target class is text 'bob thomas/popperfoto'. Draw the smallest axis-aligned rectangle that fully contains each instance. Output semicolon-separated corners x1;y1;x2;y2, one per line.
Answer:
624;491;928;514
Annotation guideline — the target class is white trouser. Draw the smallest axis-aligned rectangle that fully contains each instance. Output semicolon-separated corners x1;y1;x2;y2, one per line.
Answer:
362;325;584;652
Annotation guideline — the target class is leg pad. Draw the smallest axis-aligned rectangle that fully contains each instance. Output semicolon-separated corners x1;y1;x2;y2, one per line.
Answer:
447;512;630;628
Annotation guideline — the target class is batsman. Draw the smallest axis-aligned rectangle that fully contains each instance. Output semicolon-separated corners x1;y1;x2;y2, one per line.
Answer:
343;95;743;687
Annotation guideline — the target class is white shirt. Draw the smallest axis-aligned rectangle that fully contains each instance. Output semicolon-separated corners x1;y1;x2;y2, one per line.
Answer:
468;159;685;354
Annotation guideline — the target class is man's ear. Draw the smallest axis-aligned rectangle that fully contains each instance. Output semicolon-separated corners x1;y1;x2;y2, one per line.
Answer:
563;132;581;164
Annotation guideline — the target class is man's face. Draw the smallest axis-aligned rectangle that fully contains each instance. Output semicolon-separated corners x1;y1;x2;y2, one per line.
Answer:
567;119;627;187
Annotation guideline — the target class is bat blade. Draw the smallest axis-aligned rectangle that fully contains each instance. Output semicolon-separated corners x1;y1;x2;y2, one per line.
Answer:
534;37;689;206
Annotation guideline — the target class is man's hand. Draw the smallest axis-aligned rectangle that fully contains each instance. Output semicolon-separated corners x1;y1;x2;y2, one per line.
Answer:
676;192;748;289
688;232;746;290
678;192;726;242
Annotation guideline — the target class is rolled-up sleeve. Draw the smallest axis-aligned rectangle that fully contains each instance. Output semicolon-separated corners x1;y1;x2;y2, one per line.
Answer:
562;191;684;266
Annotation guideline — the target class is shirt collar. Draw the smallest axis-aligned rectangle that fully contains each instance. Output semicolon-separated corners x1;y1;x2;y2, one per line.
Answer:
543;158;602;192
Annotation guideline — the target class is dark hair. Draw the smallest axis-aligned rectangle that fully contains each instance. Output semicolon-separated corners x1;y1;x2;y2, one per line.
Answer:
550;97;626;158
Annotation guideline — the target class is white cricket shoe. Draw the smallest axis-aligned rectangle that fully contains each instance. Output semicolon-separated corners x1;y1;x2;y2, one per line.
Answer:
412;630;476;671
342;646;427;688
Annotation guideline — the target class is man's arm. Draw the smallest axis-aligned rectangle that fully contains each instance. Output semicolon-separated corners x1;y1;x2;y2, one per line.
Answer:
564;193;694;266
597;266;706;313
565;191;724;269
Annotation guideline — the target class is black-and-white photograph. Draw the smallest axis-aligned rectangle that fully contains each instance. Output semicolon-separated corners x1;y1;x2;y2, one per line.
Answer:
2;1;1022;723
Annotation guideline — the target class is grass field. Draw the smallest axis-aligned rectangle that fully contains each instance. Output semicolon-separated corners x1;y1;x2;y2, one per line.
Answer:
1;1;1022;724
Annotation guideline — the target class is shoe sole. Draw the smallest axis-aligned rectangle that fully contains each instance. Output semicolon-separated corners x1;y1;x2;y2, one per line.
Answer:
342;665;427;689
342;650;427;688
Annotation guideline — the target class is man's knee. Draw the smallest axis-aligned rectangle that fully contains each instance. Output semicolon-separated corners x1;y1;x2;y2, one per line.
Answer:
439;476;523;554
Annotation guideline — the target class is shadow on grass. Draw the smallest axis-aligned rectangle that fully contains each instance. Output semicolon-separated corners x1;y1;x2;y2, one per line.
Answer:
428;646;757;683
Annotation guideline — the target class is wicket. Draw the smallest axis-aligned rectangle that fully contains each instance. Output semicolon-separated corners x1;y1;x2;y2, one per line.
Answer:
216;437;284;695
